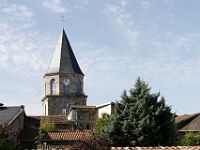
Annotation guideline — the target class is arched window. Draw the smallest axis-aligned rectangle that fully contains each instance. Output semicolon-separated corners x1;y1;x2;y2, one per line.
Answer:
63;79;70;96
50;79;56;95
77;80;81;95
44;104;46;116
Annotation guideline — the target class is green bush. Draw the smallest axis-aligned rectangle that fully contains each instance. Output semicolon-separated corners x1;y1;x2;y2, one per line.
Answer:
181;132;200;146
0;138;18;150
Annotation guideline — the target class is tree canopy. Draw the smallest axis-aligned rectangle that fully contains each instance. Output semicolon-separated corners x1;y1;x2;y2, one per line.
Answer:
181;132;200;146
107;78;176;146
95;113;111;135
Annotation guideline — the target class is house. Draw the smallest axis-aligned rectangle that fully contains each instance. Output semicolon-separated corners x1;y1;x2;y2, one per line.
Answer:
175;113;200;139
0;103;24;140
96;102;116;118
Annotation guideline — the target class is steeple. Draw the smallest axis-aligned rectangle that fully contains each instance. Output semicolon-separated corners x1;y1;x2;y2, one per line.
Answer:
46;28;84;76
42;28;87;115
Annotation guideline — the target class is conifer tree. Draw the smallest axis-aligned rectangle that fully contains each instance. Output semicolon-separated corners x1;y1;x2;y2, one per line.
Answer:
108;78;176;146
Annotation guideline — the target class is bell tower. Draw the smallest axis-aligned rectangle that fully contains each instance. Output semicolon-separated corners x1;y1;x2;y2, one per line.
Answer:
42;28;87;115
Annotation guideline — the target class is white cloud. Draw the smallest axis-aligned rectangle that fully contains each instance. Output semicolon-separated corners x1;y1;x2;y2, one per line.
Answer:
0;45;8;67
120;0;129;6
105;3;139;46
41;0;65;13
0;23;54;72
137;0;151;9
1;3;33;18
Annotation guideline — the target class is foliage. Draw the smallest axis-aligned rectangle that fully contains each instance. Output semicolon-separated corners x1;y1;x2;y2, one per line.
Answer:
181;132;200;146
0;127;18;150
107;77;176;147
0;138;18;150
72;134;112;150
40;116;55;131
95;113;111;135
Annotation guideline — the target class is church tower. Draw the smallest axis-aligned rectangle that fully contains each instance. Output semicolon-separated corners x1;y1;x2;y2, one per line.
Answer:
42;28;87;115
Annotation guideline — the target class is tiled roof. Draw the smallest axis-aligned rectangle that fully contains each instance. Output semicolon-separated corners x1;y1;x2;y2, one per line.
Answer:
0;106;23;125
180;114;200;131
40;115;70;124
175;114;198;124
27;115;71;124
70;105;96;109
42;131;92;141
96;102;115;108
112;146;200;150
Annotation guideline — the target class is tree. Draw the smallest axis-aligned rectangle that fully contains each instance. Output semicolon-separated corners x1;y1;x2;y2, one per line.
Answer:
0;127;18;150
95;113;111;135
181;132;200;146
40;116;55;131
72;134;111;150
107;77;176;146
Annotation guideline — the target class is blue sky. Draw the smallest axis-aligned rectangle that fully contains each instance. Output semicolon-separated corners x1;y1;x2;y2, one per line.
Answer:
1;0;200;115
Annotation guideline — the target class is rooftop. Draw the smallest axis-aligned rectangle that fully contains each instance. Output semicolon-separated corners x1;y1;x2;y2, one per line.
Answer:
46;28;84;76
41;131;92;141
27;115;71;124
0;106;24;125
70;105;96;109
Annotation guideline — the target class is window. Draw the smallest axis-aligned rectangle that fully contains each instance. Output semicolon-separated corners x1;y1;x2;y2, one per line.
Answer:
44;104;46;116
63;79;70;96
50;79;56;95
77;80;81;95
86;124;90;130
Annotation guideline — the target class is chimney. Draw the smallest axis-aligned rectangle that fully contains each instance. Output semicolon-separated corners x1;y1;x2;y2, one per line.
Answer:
20;105;24;109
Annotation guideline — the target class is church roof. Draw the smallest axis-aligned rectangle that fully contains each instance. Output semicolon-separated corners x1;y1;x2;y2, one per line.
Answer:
46;28;84;75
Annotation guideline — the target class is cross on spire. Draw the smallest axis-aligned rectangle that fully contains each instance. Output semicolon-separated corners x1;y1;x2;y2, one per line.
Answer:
60;16;64;28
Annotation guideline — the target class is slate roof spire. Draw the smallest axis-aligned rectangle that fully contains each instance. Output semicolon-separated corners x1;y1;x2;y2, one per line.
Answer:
46;28;84;75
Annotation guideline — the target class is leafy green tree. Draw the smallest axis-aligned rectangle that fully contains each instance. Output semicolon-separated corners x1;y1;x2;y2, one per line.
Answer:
107;77;176;146
95;113;111;135
181;132;200;146
0;127;18;150
0;138;17;150
72;134;112;150
40;116;55;131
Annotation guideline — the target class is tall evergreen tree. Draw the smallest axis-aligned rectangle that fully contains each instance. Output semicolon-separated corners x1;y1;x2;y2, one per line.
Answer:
108;78;176;146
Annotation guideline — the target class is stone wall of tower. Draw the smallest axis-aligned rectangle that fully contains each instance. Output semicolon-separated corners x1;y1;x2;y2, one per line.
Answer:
43;96;87;115
44;74;84;96
59;74;84;96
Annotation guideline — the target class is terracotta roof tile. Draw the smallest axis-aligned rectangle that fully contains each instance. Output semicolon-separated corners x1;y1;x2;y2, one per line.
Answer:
42;131;92;141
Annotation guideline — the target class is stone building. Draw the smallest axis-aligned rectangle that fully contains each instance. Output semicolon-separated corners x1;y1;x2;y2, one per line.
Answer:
42;28;87;116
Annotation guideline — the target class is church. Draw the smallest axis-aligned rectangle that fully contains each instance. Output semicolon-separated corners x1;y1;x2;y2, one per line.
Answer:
42;28;87;116
40;28;115;130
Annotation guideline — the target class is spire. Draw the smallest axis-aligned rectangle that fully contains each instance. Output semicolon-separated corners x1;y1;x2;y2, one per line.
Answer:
46;28;84;75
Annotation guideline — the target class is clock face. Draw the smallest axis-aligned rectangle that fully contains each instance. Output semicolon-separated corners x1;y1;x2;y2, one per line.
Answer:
63;79;70;86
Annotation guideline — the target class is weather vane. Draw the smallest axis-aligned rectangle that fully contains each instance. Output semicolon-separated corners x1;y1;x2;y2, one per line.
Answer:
60;16;64;28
